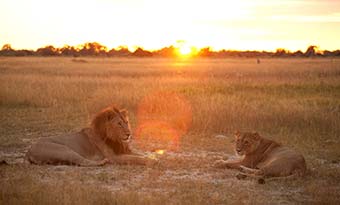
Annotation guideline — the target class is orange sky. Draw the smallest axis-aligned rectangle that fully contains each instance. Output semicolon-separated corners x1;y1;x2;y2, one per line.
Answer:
1;0;340;51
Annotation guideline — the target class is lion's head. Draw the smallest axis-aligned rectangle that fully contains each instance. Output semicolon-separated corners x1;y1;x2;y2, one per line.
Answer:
91;105;132;154
234;131;262;156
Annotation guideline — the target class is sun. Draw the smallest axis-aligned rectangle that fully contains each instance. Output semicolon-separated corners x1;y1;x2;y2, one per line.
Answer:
175;40;197;58
179;45;192;56
176;44;197;58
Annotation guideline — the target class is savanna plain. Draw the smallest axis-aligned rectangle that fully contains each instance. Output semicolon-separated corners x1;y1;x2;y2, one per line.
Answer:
0;57;340;204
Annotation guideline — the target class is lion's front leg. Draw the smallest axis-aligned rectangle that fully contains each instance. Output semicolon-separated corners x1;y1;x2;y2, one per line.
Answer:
213;159;243;170
239;165;263;175
82;158;109;167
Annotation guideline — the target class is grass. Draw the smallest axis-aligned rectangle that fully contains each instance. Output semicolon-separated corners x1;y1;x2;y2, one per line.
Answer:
0;57;340;204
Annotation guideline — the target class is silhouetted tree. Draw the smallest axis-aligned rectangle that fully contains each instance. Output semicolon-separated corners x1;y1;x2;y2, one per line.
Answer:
274;48;289;57
79;42;107;56
107;46;131;57
2;44;13;51
198;47;213;57
132;47;152;57
292;50;304;57
107;48;118;57
154;46;176;57
305;45;318;57
333;50;340;57
36;45;58;56
59;45;79;56
15;49;34;56
2;42;340;58
0;44;16;56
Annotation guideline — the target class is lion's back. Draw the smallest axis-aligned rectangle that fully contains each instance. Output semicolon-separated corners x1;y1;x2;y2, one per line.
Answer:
261;145;307;176
33;129;103;160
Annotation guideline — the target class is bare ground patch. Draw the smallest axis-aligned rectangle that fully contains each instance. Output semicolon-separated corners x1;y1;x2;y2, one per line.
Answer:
1;144;339;204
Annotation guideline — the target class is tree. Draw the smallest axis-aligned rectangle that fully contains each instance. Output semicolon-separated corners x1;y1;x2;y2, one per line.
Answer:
154;46;176;57
274;48;289;57
108;46;131;57
0;44;16;56
292;50;304;57
1;44;13;51
36;45;59;56
59;45;78;56
305;45;317;57
79;42;107;56
132;47;153;57
198;47;213;57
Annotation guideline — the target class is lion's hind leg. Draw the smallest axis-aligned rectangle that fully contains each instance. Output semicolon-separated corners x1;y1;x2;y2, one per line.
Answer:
27;142;106;167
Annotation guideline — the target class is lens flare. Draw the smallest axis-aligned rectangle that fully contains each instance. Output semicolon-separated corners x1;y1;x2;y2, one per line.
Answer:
135;91;192;151
155;149;165;155
135;120;179;150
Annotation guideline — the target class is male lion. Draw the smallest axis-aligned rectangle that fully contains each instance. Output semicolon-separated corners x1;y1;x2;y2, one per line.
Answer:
214;131;307;179
26;105;154;166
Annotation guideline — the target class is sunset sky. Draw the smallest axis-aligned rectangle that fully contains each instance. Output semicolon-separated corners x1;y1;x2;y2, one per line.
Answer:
1;0;340;51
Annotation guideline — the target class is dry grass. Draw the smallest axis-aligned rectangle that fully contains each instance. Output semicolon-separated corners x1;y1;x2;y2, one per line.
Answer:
1;57;340;204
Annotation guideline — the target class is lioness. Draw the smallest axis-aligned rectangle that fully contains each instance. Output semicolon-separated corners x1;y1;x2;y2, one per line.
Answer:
26;105;154;166
214;131;307;179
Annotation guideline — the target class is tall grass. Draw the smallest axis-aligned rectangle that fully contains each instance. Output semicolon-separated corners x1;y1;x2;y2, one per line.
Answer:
1;57;339;146
1;57;340;204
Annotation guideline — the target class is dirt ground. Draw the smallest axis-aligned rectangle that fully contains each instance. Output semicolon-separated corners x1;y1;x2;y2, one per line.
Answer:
1;136;339;204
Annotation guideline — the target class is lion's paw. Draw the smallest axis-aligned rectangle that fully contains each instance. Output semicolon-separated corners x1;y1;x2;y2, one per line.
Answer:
99;158;109;166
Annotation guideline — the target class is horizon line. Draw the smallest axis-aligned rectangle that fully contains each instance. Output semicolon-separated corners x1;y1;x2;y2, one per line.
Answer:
2;42;339;53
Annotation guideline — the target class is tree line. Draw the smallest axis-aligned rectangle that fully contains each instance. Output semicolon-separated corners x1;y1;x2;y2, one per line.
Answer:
1;42;340;58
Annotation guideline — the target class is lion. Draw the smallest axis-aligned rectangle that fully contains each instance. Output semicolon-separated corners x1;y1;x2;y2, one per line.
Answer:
214;131;307;181
26;105;155;166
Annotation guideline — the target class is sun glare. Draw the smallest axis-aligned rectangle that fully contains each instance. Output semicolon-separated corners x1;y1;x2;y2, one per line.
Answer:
155;149;165;155
176;43;198;58
178;45;192;56
135;91;192;152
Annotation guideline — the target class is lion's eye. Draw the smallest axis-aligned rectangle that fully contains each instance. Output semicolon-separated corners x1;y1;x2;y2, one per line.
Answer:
118;122;124;127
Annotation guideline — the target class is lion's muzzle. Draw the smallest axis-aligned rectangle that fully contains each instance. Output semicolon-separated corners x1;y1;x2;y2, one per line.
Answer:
123;134;132;142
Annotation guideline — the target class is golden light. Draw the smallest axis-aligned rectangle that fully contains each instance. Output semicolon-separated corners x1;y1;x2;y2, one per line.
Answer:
175;40;196;58
135;120;179;151
155;149;165;155
3;0;340;52
146;149;166;160
135;91;192;152
178;45;192;56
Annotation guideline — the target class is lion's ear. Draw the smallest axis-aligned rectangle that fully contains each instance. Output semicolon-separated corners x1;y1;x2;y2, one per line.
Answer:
120;109;128;118
234;130;240;138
